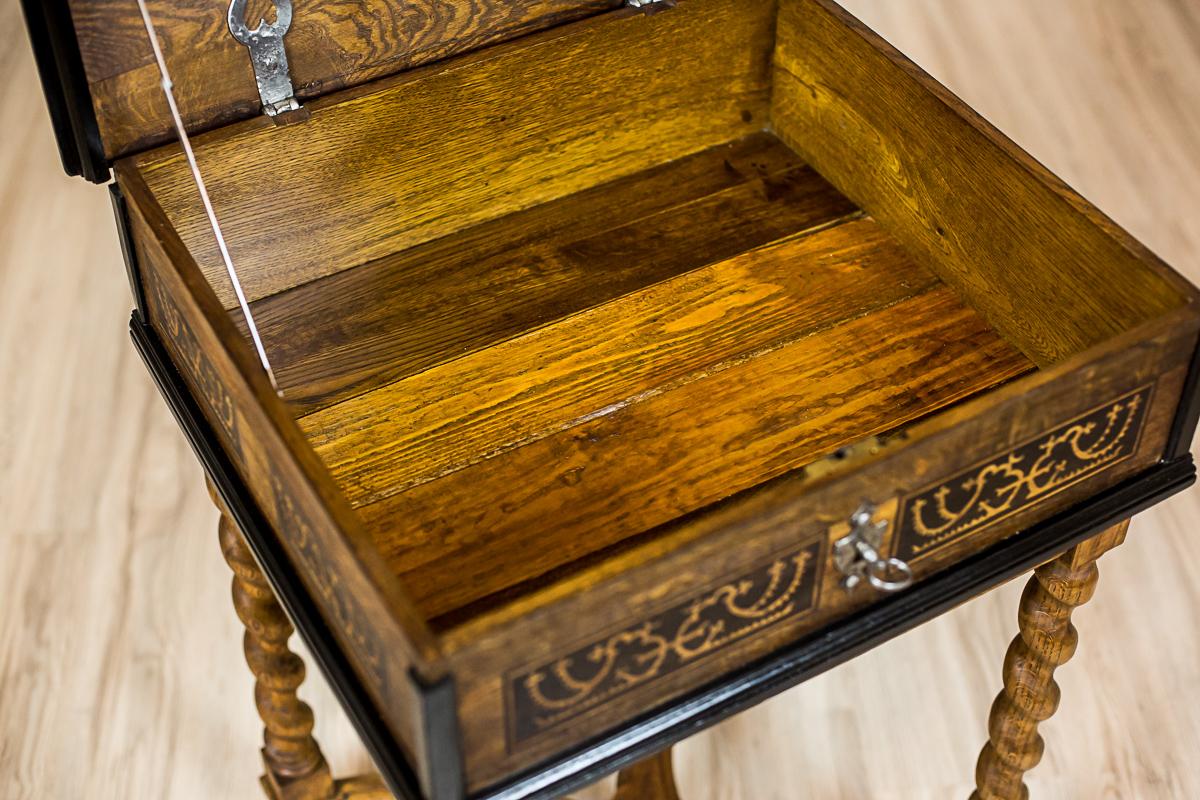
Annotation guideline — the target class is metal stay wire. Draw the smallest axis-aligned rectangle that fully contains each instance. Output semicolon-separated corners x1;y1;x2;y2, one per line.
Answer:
134;0;281;393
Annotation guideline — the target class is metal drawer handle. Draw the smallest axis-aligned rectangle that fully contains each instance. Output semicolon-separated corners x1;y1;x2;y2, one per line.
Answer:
833;502;914;593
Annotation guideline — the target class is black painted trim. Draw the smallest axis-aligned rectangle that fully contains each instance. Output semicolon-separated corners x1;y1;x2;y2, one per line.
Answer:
132;308;1195;800
1166;332;1200;459
130;315;433;800
110;185;147;318
20;0;109;182
415;670;468;800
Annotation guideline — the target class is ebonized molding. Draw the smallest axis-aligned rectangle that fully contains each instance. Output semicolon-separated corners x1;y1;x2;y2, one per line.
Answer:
1167;333;1200;459
20;0;109;183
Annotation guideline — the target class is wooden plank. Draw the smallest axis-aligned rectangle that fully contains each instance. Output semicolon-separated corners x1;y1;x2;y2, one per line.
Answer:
304;216;930;505
769;0;1193;367
69;0;624;159
252;133;858;414
348;278;1032;619
133;0;778;307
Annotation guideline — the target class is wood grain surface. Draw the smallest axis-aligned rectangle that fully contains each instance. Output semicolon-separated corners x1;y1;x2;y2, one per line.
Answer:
133;0;775;309
772;0;1190;369
4;1;1200;800
71;0;623;160
253;134;857;414
300;214;914;508
354;271;1031;619
970;521;1129;800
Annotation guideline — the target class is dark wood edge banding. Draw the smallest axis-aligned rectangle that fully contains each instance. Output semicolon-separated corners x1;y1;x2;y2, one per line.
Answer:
109;183;147;318
19;0;109;182
1166;332;1200;459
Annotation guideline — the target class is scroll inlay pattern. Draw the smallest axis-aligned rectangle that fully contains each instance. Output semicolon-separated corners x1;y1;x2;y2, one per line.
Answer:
508;540;822;747
895;386;1149;561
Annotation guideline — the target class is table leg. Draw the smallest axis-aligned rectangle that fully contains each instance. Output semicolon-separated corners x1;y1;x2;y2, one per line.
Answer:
209;484;394;799
969;519;1129;800
613;749;681;800
568;748;681;800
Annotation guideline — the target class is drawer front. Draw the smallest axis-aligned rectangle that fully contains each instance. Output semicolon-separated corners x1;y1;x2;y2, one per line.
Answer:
892;384;1151;565
503;383;1153;746
503;386;1155;752
508;536;826;745
448;322;1193;791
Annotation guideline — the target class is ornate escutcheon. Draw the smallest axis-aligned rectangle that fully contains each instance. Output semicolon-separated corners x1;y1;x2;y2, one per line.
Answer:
833;502;913;593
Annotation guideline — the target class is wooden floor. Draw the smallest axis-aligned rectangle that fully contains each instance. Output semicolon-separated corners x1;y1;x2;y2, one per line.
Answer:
2;1;1199;798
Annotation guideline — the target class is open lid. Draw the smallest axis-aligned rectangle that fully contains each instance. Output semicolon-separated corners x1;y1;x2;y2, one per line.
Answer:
23;0;624;182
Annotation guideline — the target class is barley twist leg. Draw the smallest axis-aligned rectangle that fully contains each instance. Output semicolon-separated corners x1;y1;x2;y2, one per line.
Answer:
211;483;336;800
970;520;1129;800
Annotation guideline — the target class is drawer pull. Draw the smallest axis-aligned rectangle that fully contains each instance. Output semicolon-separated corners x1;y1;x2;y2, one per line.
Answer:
833;503;914;593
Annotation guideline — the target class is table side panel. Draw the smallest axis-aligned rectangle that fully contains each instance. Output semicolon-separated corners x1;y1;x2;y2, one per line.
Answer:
120;181;444;795
770;0;1191;367
444;315;1197;791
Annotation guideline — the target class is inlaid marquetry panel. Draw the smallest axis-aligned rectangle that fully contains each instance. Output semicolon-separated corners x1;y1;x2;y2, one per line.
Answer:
506;539;823;748
893;385;1151;562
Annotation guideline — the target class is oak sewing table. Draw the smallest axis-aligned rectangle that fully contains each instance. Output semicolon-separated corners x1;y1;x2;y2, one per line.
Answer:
22;0;1200;798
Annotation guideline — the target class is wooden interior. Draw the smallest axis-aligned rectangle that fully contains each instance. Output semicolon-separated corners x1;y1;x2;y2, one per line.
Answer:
71;0;624;160
122;0;1192;628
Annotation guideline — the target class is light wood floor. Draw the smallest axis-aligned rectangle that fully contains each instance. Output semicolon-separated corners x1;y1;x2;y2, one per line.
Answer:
3;1;1199;798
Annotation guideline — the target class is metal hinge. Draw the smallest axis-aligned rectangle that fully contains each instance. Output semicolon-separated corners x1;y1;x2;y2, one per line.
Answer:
228;0;303;118
626;0;677;12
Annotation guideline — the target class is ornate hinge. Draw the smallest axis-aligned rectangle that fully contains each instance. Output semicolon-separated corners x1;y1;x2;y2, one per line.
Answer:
626;0;677;12
228;0;303;117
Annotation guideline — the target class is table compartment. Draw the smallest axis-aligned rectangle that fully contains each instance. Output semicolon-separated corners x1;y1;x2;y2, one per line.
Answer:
114;0;1200;791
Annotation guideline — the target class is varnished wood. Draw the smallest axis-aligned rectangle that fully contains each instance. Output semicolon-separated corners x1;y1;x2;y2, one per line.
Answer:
444;312;1190;788
9;1;1200;798
302;215;956;506
210;484;397;799
252;133;858;414
70;0;623;160
117;163;449;794
613;750;681;800
970;520;1130;800
131;0;777;307
770;0;1196;368
83;0;1200;791
331;775;393;800
211;485;336;800
360;277;1031;620
117;0;1200;784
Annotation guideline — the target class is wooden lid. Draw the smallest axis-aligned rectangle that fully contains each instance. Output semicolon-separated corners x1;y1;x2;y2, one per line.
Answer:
24;0;622;180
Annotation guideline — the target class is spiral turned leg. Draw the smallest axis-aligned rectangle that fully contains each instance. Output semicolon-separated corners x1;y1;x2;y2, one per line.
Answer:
567;748;681;800
613;749;681;800
206;483;397;799
970;520;1129;800
217;508;337;800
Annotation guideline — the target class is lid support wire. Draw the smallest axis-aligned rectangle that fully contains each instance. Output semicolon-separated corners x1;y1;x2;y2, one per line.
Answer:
133;0;280;394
